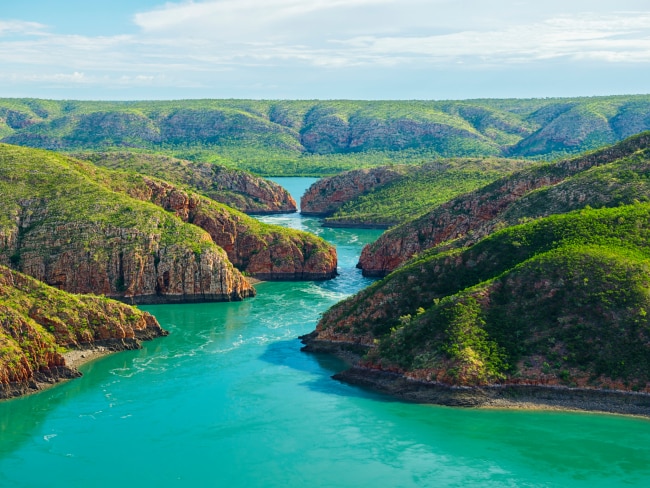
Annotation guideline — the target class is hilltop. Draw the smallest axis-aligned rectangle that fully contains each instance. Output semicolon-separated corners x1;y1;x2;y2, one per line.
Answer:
2;96;650;175
303;204;650;414
359;131;650;276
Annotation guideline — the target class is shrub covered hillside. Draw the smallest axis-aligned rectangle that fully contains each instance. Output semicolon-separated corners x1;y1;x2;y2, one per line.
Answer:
0;145;336;295
301;158;531;227
308;204;650;391
73;152;297;214
3;96;650;175
359;131;650;276
0;144;256;303
0;264;166;399
71;159;337;281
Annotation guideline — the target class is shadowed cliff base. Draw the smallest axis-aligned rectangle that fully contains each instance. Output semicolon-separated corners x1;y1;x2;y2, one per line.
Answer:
300;337;650;417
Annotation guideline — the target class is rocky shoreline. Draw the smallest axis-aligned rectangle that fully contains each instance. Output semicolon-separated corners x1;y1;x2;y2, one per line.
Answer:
300;336;650;418
1;335;168;401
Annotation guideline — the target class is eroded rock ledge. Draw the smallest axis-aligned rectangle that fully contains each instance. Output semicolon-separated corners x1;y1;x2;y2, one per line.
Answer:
0;265;168;399
300;336;650;417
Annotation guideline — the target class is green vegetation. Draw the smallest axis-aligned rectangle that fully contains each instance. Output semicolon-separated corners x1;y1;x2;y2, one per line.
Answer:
65;156;335;274
71;151;295;213
322;204;650;389
0;143;219;258
358;131;650;275
3;95;650;176
323;158;531;227
0;144;334;292
0;263;162;394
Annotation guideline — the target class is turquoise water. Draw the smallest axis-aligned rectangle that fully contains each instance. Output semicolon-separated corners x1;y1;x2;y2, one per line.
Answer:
1;177;649;487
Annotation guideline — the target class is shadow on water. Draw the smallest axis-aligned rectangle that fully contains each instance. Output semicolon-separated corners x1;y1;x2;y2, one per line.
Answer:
259;338;401;404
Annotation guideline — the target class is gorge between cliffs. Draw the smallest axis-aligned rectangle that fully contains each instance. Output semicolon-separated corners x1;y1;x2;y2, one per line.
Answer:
1;178;649;487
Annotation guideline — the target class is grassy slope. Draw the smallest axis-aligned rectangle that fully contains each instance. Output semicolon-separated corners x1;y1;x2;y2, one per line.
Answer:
3;96;650;175
319;204;650;389
322;158;531;227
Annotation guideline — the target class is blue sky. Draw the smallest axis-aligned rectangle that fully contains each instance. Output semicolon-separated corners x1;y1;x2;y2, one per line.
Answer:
1;0;650;100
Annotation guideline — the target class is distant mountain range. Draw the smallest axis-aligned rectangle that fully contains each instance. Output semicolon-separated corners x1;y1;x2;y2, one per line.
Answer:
3;96;650;175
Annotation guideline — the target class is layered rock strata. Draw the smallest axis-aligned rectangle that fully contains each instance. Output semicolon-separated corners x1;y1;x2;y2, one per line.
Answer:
0;144;255;303
0;264;167;399
74;152;297;214
358;131;650;276
128;176;338;280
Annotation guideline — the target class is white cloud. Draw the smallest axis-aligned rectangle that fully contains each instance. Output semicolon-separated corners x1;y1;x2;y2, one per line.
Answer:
134;0;399;32
1;1;650;97
0;20;47;37
336;14;650;65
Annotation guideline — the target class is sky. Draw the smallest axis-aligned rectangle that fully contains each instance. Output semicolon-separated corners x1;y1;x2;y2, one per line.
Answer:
1;0;650;100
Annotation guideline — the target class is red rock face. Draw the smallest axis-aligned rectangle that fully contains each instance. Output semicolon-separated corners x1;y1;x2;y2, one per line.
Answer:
0;265;167;398
138;177;338;280
301;167;404;216
10;221;254;304
358;132;650;276
208;168;297;214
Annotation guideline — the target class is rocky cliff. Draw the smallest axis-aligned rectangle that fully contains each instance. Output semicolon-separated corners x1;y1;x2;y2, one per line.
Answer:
303;204;650;412
300;166;405;216
74;152;297;214
358;131;650;276
0;264;167;399
0;144;255;303
118;174;337;280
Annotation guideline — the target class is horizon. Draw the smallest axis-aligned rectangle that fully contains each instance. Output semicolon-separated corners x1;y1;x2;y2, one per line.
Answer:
2;93;650;103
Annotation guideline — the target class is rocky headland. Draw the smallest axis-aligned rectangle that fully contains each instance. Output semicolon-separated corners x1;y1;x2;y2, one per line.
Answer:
302;134;650;415
0;264;167;399
74;152;297;214
358;131;650;277
122;174;337;281
303;205;650;415
0;144;257;303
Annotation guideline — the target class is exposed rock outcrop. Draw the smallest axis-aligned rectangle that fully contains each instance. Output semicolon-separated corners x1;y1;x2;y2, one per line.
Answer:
301;167;405;216
129;176;337;280
0;144;255;303
73;152;297;214
0;264;167;399
358;131;650;276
